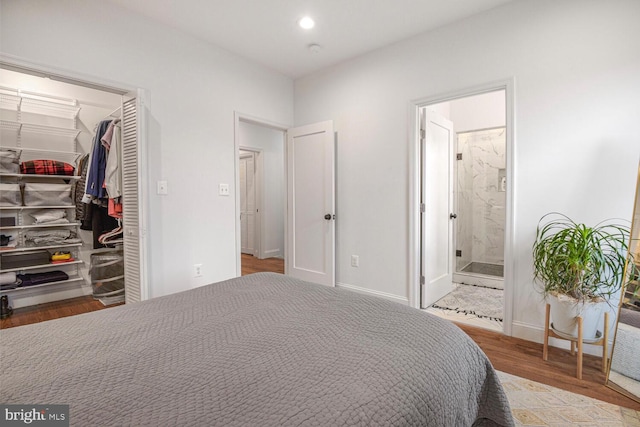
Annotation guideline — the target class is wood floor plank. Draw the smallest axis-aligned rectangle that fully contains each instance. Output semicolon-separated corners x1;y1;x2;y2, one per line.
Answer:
457;322;640;410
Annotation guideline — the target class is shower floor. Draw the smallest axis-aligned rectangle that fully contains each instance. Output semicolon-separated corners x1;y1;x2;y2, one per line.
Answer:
460;262;504;277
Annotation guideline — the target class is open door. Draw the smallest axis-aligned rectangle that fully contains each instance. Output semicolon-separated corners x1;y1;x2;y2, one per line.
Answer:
286;120;335;286
239;151;257;255
421;109;455;307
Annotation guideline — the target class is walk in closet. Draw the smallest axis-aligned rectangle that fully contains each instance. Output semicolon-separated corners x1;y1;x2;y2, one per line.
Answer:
0;66;144;311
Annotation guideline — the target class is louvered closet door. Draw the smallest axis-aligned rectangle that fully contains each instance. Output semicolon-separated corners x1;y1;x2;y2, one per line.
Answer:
121;97;142;303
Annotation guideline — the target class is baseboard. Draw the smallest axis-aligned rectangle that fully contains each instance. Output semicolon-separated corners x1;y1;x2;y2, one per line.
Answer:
337;282;409;305
263;249;282;258
510;320;610;357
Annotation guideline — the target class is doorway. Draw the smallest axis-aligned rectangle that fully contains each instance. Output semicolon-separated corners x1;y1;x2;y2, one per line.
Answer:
0;59;149;312
235;116;286;276
411;82;514;335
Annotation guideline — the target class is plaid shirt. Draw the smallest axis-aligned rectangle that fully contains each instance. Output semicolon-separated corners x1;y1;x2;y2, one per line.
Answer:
20;160;75;176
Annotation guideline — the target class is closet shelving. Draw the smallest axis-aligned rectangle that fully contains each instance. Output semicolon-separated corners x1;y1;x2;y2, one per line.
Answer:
0;86;86;294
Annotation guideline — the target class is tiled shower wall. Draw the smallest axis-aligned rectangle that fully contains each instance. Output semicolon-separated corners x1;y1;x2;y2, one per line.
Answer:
456;127;506;271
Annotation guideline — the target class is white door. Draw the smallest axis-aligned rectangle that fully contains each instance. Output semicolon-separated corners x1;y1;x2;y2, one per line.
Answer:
286;120;335;286
239;152;256;255
421;109;455;307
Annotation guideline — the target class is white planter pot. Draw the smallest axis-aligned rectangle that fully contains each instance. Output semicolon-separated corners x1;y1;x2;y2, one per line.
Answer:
547;292;606;340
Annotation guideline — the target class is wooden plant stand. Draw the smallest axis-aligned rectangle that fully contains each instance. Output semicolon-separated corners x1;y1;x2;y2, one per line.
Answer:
543;303;609;379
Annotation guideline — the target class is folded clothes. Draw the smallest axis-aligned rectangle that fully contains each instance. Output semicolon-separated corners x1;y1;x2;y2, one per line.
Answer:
17;271;69;287
24;229;81;246
0;272;17;285
30;209;67;224
20;160;75;176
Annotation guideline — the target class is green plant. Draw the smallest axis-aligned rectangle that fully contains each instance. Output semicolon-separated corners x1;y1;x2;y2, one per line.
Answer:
533;212;630;302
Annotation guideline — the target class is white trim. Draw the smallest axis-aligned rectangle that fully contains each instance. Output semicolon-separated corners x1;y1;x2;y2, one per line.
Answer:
337;282;409;305
234;112;290;276
0;53;150;303
408;78;516;336
264;249;282;258
0;53;133;95
135;89;150;301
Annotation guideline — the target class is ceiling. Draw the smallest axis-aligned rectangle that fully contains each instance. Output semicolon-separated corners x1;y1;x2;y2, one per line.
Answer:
107;0;513;79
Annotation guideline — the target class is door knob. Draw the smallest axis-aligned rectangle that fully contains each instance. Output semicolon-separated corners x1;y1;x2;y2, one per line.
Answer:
449;213;457;219
324;214;332;220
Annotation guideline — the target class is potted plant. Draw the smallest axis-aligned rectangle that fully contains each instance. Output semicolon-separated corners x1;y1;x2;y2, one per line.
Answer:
533;212;630;339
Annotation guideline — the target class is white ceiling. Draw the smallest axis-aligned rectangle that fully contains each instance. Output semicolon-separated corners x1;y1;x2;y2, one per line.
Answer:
107;0;513;79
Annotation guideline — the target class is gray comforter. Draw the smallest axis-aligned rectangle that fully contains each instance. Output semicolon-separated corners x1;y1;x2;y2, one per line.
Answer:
1;272;514;426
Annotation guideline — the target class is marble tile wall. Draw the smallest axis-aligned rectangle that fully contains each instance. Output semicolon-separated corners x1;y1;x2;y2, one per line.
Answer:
456;127;506;270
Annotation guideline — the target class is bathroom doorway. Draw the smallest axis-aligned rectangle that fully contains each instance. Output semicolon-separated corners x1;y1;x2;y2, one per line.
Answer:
416;86;513;333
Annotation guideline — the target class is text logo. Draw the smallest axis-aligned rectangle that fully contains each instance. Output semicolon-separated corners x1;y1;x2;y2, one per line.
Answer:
1;405;69;426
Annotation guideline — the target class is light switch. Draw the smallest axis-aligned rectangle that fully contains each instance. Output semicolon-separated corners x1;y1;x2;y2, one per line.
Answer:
219;183;230;196
157;180;168;195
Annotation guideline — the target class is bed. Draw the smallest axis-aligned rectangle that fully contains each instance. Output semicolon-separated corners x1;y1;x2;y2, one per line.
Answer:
1;272;514;426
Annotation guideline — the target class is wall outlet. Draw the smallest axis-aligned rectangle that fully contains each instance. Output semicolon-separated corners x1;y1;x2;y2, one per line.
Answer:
157;180;168;195
219;183;230;196
194;263;203;277
351;255;359;267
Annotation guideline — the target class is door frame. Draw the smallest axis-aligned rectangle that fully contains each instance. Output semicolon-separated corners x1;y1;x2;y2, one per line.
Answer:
233;112;290;276
408;78;516;336
0;52;151;301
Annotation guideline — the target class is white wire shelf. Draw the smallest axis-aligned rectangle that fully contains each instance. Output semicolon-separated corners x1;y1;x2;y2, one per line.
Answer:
0;242;82;254
21;97;80;119
0;87;80;119
0;205;75;211
0;276;85;293
0;222;81;231
0;119;80;139
0;173;80;180
0;259;84;274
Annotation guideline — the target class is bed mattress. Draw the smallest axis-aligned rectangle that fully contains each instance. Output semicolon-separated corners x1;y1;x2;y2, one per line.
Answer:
1;272;513;426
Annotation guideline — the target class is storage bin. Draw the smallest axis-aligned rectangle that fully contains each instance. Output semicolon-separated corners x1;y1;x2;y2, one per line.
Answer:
0;251;50;269
0;149;19;174
23;182;72;206
0;183;21;206
90;251;124;298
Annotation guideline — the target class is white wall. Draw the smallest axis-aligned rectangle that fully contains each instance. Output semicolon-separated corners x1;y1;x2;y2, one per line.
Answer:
0;0;294;298
449;90;505;133
239;121;285;259
294;0;640;340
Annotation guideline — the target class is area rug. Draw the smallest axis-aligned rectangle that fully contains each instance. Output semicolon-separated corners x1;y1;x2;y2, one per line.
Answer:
497;371;640;426
431;283;503;321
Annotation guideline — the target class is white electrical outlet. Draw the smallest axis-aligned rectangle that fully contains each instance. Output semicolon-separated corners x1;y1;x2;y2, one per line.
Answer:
351;255;359;267
194;264;203;277
219;183;230;196
157;180;168;195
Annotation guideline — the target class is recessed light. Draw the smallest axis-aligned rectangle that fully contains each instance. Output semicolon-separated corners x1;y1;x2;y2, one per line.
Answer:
299;16;315;30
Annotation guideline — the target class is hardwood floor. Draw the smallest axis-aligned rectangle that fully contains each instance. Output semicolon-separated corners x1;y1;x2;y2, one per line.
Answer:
3;263;639;411
0;295;120;329
241;253;284;275
458;323;640;410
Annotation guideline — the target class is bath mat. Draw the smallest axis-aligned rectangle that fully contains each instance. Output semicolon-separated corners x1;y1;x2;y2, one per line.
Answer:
431;283;503;321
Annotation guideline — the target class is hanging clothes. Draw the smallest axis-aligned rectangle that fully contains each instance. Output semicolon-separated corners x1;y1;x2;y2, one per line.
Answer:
74;154;90;227
104;121;122;200
83;119;111;202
